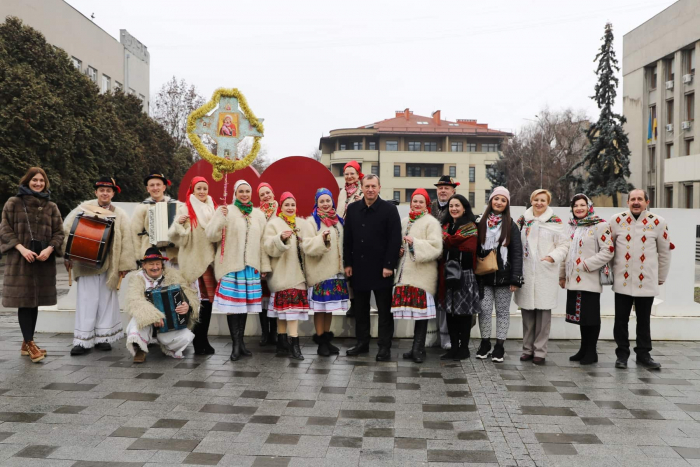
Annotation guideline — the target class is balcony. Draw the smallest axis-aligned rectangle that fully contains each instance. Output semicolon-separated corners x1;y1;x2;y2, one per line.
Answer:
664;153;700;183
328;150;379;163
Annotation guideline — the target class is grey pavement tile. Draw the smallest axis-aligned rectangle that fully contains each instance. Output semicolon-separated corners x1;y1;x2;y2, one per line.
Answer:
0;412;45;422
175;363;200;370
507;385;558;393
152;418;188;429
249;416;280;425
594;401;627;409
199;404;257;415
110;427;148;438
396;383;420;390
676;403;700;412
42;383;97;391
0;432;13;442
71;463;146;467
521;406;577;417
581;417;614;426
535;433;602;445
395;437;427;450
251;457;291;467
629;389;662;397
320;387;346;394
183;452;224;465
550;381;578;388
329;436;362;448
241;390;269;399
445;391;470;397
287;400;315;408
306;417;336;426
443;378;468;384
629;409;664;420
339;410;394;420
542;443;578;455
457;431;490;440
53;405;86;414
427;449;498;463
422;421;452;430
675;447;700;459
265;434;301;445
174;380;224;390
639;378;692;386
561;394;590;401
364;427;394;437
127;437;200;451
103;392;160;402
13;445;58;458
134;373;162;380
369;396;394;403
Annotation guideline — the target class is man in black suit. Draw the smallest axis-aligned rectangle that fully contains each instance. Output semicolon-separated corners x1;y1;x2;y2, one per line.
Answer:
343;174;402;361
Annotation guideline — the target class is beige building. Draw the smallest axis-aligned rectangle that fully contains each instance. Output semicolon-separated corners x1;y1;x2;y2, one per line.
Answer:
319;109;512;212
1;0;150;112
623;0;700;208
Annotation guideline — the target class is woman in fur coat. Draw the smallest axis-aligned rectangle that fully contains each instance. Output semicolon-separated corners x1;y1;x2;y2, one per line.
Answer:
0;167;64;363
303;188;349;356
206;180;270;361
256;182;278;346
169;176;217;355
391;189;443;363
559;194;614;365
515;189;570;365
264;192;315;360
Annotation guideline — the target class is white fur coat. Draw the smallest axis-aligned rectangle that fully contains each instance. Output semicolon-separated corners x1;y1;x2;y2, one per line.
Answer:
62;200;135;291
302;218;345;287
168;203;216;284
394;214;443;296
514;207;570;310
263;216;315;292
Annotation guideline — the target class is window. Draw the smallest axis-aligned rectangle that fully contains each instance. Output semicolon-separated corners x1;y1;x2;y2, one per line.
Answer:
649;146;656;172
340;144;346;150
649;65;657;89
648;187;655;208
451;142;463;152
71;57;81;71
114;81;122;91
667;100;674;125
686;184;694;208
666;143;674;159
394;165;400;177
425;166;439;178
686;93;694;121
408;141;421;151
424;142;437;152
485;191;491;204
101;74;110;93
406;189;437;201
666;58;675;81
371;165;379;175
482;143;498;152
407;165;421;177
466;143;477;152
87;66;97;83
386;141;398;151
368;141;376;150
352;142;363;150
665;186;673;208
393;191;400;202
469;167;476;182
469;192;475;207
449;166;456;177
650;105;657;141
686;138;694;156
685;48;696;74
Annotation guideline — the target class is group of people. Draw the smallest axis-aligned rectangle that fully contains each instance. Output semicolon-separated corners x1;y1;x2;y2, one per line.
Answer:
0;162;673;371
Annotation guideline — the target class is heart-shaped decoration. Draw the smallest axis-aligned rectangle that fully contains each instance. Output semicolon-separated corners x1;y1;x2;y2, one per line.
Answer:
178;156;340;216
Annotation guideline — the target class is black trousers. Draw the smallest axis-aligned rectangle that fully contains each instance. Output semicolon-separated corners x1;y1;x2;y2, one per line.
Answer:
354;288;394;348
613;293;654;361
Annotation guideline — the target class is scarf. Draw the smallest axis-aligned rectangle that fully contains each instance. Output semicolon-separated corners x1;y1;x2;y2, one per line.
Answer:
143;195;172;204
345;182;360;197
189;194;216;229
312;188;343;229
278;212;296;230
139;270;164;291
443;221;478;238
260;201;278;220
409;210;427;223
567;194;604;233
482;213;508;267
234;198;253;216
517;207;565;273
17;185;50;199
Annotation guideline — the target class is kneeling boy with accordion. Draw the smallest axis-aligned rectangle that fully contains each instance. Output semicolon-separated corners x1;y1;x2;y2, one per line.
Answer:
125;247;200;363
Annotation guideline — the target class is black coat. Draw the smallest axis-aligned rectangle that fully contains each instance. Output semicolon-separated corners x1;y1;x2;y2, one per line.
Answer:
477;219;524;287
343;197;402;291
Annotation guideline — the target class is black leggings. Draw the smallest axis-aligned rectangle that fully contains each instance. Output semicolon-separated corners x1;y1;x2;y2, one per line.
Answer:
18;307;39;342
446;313;471;348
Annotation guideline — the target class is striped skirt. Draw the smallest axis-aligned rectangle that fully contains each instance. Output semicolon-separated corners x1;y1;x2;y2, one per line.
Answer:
212;266;262;315
268;288;309;321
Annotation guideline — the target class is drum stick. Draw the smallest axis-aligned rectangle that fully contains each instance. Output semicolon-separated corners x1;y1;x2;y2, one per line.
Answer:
117;275;123;290
68;267;72;287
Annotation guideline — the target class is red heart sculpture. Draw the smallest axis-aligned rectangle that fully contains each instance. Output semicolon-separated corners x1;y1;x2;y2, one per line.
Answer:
178;156;340;216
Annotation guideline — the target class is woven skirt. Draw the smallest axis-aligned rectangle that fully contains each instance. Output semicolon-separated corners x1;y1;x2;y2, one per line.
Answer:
391;285;436;320
438;268;481;316
268;288;309;321
565;290;601;326
308;276;349;314
212;266;262;315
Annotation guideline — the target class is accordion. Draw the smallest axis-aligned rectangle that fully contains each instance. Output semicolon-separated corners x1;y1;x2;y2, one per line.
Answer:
145;285;191;333
148;202;177;248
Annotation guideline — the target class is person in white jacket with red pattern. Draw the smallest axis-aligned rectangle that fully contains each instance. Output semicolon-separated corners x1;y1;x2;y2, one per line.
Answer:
559;194;614;365
609;189;673;370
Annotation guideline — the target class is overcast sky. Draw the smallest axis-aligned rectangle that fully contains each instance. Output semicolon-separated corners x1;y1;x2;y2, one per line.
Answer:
67;0;676;159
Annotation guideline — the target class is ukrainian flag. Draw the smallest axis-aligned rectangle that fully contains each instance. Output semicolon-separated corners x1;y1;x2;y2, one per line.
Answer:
653;117;658;141
647;113;652;144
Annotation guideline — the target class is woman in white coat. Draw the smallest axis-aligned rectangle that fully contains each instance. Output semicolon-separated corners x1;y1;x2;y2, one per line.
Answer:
559;194;614;365
206;180;270;361
168;176;217;355
264;192;315;360
303;188;350;356
514;189;569;364
391;189;442;363
257;182;278;346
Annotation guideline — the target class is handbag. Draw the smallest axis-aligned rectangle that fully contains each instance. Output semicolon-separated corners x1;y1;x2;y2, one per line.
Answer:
475;250;498;276
599;263;614;286
444;252;462;289
21;198;49;256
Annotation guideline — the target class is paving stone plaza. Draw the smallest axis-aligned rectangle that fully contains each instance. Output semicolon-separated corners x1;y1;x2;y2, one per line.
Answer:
0;320;699;467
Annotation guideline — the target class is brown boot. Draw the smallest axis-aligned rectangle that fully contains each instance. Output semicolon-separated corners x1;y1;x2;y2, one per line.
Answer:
133;348;147;364
21;341;47;357
25;341;45;363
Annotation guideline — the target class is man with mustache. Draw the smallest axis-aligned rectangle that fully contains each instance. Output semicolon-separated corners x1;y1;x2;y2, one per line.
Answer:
609;189;674;370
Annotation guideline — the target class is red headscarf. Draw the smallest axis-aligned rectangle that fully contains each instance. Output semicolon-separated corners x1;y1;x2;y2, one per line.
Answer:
276;192;296;216
185;176;218;230
343;160;364;180
257;182;274;199
411;188;432;214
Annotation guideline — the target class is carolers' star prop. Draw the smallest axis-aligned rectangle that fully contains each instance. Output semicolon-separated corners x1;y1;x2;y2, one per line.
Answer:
187;88;264;261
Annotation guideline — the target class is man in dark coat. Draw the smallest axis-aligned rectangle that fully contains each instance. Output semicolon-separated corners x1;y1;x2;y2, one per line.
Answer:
343;174;402;361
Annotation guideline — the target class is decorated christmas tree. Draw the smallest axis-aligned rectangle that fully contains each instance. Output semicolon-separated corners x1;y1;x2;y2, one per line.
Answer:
567;22;632;206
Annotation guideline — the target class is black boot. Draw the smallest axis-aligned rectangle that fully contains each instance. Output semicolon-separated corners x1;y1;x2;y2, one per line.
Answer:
194;301;215;355
411;320;428;363
227;315;241;361
324;332;340;354
258;312;270;346
268;317;277;345
440;315;460;360
315;334;330;356
276;333;290;355
238;314;252;357
457;318;471;360
580;325;599;365
289;336;304;360
570;325;586;362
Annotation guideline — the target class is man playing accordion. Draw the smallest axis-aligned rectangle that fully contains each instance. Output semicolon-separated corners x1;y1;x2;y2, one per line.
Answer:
125;247;199;363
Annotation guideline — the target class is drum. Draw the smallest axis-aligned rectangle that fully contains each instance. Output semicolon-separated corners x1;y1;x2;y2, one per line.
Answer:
145;285;191;333
65;208;115;269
